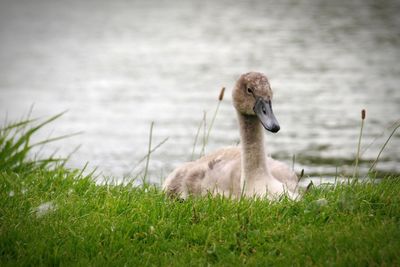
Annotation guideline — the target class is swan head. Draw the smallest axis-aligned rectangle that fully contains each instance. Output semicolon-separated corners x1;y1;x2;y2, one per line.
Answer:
232;72;280;133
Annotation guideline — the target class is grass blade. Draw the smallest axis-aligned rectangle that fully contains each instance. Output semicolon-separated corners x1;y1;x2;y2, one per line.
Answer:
368;122;400;174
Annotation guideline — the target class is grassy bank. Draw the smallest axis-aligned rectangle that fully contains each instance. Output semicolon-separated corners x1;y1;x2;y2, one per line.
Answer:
1;167;400;266
1;115;400;266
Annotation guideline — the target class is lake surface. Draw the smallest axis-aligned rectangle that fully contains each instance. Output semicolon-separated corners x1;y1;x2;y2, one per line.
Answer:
0;0;399;184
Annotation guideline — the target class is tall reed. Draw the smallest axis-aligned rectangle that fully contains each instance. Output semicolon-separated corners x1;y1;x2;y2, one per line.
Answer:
352;109;366;180
142;122;154;184
191;115;205;160
195;87;225;158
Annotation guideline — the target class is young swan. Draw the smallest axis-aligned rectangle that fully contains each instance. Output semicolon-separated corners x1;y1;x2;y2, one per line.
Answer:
163;72;299;200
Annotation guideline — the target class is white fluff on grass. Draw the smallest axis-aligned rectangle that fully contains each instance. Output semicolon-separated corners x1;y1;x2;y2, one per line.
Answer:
315;198;328;207
33;201;57;218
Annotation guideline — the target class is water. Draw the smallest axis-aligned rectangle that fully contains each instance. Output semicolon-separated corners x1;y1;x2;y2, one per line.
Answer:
0;0;399;183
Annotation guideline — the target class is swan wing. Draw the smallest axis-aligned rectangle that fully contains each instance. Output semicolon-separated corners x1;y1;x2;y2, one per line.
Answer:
163;147;241;198
267;157;299;192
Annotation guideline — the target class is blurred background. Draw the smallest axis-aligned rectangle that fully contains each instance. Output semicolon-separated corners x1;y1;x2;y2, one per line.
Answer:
0;0;399;184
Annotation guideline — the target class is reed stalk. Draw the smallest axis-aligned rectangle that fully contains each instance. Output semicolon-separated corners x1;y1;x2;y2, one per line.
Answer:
125;128;168;180
352;109;366;181
191;117;204;160
143;122;154;185
200;111;207;157
199;87;225;157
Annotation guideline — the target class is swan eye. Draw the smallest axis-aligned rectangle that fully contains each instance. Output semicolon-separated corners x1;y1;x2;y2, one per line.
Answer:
247;87;253;95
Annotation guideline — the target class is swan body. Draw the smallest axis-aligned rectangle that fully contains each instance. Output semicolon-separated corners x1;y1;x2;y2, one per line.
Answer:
163;72;299;200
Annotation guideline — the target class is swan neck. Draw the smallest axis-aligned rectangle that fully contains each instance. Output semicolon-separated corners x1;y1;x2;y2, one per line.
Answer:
238;113;268;178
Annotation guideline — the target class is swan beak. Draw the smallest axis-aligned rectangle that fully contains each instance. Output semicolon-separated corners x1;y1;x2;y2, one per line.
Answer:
253;97;280;133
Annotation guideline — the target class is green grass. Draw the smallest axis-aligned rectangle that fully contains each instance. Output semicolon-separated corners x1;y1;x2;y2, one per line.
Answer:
1;114;400;266
1;168;400;266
